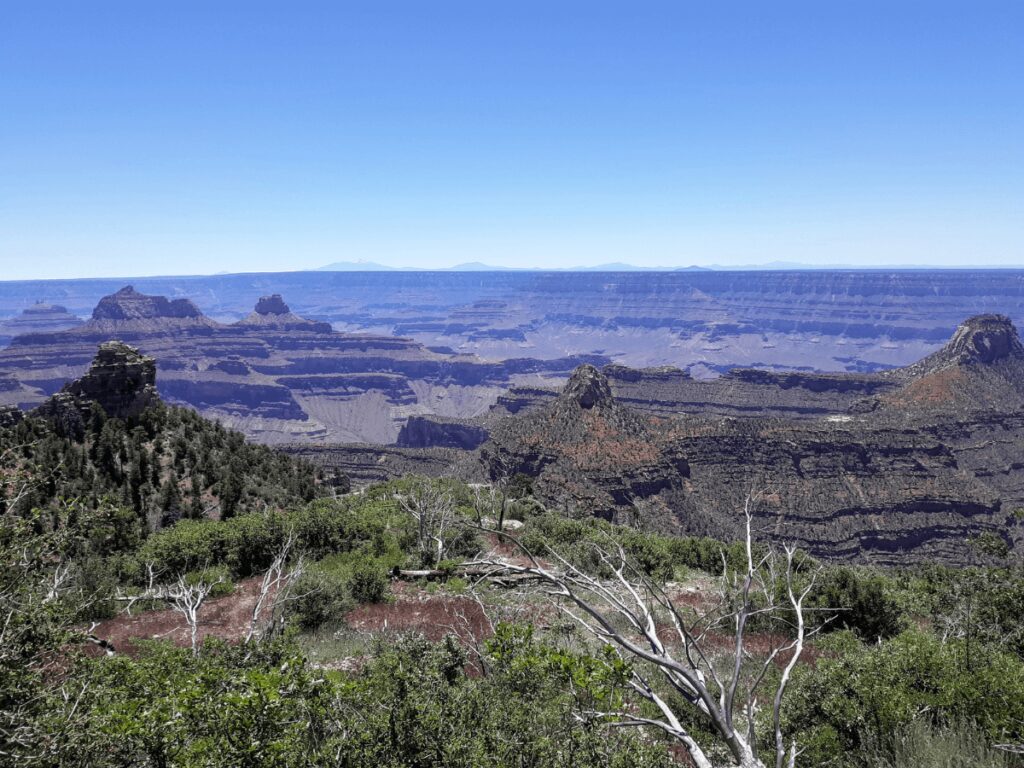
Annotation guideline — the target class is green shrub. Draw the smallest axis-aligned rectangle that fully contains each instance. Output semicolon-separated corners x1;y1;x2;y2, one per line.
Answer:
348;559;388;604
134;493;412;580
290;570;354;631
810;566;903;641
787;630;1024;765
445;576;468;595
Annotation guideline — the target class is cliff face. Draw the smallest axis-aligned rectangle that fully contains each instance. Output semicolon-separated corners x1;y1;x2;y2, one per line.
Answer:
396;415;490;450
903;314;1024;371
0;287;608;444
88;286;219;337
281;443;481;486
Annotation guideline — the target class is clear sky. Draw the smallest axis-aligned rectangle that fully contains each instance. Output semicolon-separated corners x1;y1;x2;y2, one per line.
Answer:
1;1;1022;279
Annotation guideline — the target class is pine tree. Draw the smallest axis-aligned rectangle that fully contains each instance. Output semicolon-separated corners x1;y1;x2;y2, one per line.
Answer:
188;475;205;519
159;473;181;515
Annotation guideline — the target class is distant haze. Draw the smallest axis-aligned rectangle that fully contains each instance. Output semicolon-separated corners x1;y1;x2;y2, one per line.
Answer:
1;2;1022;280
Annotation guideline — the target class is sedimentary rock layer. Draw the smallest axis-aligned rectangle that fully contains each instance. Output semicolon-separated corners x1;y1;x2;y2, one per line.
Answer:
0;287;604;443
473;316;1024;564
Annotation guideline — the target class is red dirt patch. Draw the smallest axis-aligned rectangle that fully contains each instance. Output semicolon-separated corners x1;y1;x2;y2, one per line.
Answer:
346;584;492;644
85;577;267;655
887;367;965;406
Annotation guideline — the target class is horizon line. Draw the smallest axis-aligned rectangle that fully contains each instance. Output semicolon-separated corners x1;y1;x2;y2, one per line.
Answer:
5;265;1024;284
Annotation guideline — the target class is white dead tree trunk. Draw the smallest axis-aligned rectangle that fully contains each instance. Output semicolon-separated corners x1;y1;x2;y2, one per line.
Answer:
470;484;497;527
42;562;74;604
396;483;455;568
113;563;169;614
166;573;224;655
476;497;821;768
245;533;307;643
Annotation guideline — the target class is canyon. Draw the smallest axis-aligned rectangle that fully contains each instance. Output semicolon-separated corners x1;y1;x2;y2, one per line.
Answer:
325;314;1024;565
3;272;1024;563
0;286;600;443
2;269;1024;376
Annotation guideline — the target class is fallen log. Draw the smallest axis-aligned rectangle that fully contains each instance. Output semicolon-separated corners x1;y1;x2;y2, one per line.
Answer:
392;565;545;585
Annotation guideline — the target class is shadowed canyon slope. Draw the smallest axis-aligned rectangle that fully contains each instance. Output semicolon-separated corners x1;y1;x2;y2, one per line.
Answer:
384;315;1024;565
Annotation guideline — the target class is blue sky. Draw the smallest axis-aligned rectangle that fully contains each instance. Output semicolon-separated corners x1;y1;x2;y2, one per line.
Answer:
1;1;1022;278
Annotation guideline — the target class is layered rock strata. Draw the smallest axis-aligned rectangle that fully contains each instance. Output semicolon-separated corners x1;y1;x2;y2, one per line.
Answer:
0;286;608;443
0;302;83;345
472;316;1024;564
4;269;1023;373
34;341;159;437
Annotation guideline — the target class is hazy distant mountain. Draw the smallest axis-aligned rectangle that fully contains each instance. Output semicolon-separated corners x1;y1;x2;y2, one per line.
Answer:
317;260;400;271
576;262;664;271
319;260;705;272
316;259;1012;273
446;262;516;271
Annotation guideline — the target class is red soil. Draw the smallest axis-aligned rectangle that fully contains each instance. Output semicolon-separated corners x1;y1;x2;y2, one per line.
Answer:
85;577;268;655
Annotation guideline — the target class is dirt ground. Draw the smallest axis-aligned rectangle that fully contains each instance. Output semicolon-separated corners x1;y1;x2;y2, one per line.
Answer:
86;577;504;656
86;576;268;655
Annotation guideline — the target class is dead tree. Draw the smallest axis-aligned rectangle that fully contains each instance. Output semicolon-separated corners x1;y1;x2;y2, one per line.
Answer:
113;563;170;614
470;484;497;527
166;572;225;655
395;482;456;568
245;533;308;643
476;498;822;768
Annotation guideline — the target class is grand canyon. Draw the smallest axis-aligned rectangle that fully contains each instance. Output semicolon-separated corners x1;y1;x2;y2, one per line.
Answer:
3;270;1023;565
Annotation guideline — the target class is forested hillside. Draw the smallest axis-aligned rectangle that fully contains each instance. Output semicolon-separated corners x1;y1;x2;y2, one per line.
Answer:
2;403;321;524
0;341;325;530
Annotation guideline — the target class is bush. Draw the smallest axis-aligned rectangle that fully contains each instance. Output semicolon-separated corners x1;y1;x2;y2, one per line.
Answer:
134;494;412;581
810;566;903;641
786;630;1024;765
348;559;388;604
290;570;354;631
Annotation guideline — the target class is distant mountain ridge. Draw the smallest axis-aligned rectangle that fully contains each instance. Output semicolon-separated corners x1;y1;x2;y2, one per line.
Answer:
318;260;716;272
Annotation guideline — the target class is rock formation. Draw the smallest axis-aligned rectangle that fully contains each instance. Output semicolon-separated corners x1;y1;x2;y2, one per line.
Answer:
34;341;159;437
4;269;1023;374
238;293;334;333
4;277;1024;564
0;287;609;443
903;314;1024;371
469;317;1024;564
92;286;206;322
561;364;615;409
255;294;290;315
0;302;82;345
